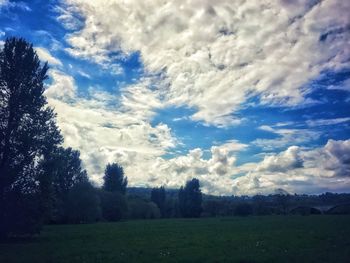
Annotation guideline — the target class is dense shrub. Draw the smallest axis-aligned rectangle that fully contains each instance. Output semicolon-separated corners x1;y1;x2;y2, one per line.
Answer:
128;198;161;219
290;206;321;216
327;204;350;215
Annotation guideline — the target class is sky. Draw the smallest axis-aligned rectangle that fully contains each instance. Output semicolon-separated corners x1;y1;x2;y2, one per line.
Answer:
1;0;349;195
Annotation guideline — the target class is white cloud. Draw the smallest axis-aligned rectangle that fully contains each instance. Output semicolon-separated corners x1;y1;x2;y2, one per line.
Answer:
306;117;350;127
137;141;248;195
0;0;9;8
140;138;350;195
328;78;350;92
54;5;83;31
35;47;63;66
76;69;91;79
257;146;303;172
254;125;321;150
0;0;31;11
45;1;350;195
61;0;350;127
45;70;350;194
45;72;177;183
231;139;350;195
45;70;76;101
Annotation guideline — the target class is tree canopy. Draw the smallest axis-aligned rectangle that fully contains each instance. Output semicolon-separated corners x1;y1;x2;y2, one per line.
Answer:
151;186;166;217
0;37;62;236
102;163;127;194
178;178;202;218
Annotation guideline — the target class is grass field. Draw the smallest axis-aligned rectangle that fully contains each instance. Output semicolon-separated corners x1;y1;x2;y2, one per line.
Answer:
1;216;349;263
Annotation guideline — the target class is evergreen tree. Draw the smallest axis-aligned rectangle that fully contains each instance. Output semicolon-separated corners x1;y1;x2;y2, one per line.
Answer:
178;178;202;218
151;186;166;217
102;163;127;194
0;38;62;237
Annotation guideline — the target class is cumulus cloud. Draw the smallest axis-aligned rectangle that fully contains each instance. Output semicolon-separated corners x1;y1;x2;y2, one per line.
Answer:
60;0;349;126
232;139;350;195
45;72;177;183
139;140;248;195
257;146;303;172
306;139;350;177
144;138;350;195
45;70;76;101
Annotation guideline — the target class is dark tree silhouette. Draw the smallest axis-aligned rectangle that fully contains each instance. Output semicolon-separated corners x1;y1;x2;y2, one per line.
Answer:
274;188;291;214
41;147;89;223
64;181;101;224
178;178;202;218
102;163;127;194
0;38;62;237
151;186;166;217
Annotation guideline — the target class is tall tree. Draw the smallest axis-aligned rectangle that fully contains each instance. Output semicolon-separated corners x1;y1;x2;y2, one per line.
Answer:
102;163;127;194
0;38;62;236
151;186;166;217
40;147;89;223
178;178;202;218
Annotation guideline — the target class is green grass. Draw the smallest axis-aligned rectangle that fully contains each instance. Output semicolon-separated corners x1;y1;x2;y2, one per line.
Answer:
1;216;350;263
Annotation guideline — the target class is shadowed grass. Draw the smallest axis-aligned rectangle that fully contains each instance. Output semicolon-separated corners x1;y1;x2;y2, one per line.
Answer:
0;216;349;262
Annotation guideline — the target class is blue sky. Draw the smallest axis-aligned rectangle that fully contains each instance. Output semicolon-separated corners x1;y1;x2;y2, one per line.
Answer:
1;0;350;195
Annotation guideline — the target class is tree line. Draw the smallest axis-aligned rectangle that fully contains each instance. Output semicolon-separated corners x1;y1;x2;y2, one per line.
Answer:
1;38;350;238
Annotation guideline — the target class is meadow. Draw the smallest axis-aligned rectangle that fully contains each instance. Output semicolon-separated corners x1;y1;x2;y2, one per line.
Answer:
1;215;349;263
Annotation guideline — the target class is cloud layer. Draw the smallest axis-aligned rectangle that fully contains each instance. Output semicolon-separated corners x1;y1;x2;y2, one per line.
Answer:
62;0;350;126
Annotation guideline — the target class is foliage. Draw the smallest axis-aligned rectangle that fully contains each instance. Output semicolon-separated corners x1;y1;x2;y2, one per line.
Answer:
99;190;128;221
102;163;127;194
0;37;62;237
151;186;166;217
290;206;322;216
65;181;101;224
128;197;161;219
202;200;226;217
234;203;253;216
178;178;202;218
41;147;89;223
0;191;43;237
327;204;350;215
274;188;291;214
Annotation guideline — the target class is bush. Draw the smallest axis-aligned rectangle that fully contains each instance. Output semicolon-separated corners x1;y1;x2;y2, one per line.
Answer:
128;197;161;219
327;204;350;215
290;206;321;216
